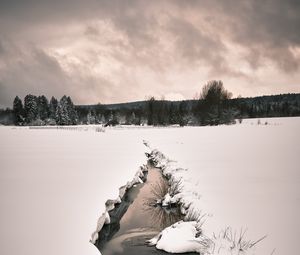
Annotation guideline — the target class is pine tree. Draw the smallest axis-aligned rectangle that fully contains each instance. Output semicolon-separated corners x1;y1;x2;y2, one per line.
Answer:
178;101;188;126
49;96;58;120
37;95;49;120
13;96;24;125
24;94;38;124
98;114;105;124
55;95;78;125
130;112;136;125
147;97;156;125
66;96;78;125
55;96;70;125
87;110;95;124
112;111;120;125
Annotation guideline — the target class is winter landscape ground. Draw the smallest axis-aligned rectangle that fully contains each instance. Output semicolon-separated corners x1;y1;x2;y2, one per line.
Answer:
0;117;299;255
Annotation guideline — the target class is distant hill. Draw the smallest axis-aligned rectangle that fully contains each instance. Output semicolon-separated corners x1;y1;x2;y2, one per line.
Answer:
77;93;300;112
77;100;147;110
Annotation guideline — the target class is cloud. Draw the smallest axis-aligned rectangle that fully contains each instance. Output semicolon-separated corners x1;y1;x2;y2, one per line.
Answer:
0;39;71;107
0;0;299;107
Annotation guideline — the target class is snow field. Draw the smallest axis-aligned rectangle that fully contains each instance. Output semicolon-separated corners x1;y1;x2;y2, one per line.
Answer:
0;116;299;255
0;127;146;255
143;117;300;254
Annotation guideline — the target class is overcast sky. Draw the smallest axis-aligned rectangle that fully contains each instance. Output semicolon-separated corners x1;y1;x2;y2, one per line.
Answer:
0;0;299;107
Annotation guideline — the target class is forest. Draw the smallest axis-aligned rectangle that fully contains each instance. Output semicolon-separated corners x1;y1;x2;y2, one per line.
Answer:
1;81;300;126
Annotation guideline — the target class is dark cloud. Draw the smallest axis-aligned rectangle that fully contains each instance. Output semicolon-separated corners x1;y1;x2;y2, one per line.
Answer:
0;40;70;107
164;17;246;78
0;40;4;56
0;0;299;107
223;0;300;71
168;0;300;72
167;17;225;65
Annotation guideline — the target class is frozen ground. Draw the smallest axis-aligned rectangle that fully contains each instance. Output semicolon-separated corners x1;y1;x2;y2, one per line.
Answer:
0;117;299;255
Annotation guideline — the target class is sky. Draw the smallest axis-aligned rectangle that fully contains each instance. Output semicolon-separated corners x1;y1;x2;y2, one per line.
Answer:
0;0;299;107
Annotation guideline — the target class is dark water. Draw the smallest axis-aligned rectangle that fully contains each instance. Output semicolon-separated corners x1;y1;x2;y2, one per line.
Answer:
94;167;194;255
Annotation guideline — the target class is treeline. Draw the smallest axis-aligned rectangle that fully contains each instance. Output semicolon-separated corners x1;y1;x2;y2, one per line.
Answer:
74;80;236;126
230;93;300;118
75;81;300;126
12;95;77;125
4;80;300;126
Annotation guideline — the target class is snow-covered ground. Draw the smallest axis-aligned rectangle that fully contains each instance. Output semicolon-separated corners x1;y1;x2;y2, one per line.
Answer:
0;117;299;255
0;127;146;255
144;117;300;254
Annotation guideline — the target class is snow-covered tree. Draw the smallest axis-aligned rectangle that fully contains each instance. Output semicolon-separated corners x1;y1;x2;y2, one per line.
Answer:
55;96;70;125
37;95;49;120
87;110;96;124
55;96;78;125
13;96;24;125
130;112;136;124
98;114;105;124
24;94;38;124
66;96;78;125
49;96;58;120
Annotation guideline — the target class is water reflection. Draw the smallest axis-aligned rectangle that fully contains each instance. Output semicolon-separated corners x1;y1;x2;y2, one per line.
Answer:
95;184;143;250
143;174;184;229
94;166;185;255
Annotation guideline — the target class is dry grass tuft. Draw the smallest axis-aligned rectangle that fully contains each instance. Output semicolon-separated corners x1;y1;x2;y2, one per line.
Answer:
211;227;267;254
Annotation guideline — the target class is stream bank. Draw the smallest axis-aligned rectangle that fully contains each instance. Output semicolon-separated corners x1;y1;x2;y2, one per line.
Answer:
94;165;196;255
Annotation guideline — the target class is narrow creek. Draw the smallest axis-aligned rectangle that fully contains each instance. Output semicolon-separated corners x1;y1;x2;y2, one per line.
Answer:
94;165;196;255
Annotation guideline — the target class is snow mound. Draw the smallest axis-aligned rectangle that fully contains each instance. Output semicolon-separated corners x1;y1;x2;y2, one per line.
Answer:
147;221;211;254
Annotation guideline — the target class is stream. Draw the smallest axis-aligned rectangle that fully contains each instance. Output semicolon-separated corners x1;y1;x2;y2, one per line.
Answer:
94;165;196;255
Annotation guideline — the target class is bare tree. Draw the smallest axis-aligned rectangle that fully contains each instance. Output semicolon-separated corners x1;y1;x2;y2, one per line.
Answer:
199;80;233;125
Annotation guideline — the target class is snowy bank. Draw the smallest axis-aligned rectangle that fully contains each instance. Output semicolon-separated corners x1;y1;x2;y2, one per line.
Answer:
146;146;265;254
90;163;149;244
142;117;300;255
